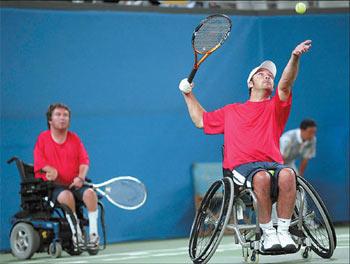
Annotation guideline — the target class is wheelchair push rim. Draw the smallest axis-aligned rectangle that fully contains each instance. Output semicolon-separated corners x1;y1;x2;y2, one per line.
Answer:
189;177;234;263
295;176;336;259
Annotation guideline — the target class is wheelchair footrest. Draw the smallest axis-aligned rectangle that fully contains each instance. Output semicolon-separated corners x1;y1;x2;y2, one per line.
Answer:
289;226;306;239
259;246;298;255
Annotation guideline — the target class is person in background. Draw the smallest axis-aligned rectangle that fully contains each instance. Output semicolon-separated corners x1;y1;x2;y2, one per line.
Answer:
280;119;317;177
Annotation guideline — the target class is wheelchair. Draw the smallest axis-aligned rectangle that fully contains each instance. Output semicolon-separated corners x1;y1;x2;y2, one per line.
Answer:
7;157;107;260
188;168;337;263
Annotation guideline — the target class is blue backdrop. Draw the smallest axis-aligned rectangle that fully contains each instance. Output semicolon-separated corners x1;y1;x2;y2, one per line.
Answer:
1;8;349;251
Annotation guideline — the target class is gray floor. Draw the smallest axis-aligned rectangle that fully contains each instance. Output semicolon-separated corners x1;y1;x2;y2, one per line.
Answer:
1;225;348;263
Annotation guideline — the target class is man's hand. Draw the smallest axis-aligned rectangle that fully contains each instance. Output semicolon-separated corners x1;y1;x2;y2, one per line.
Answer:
69;176;84;189
179;78;194;94
292;40;312;57
45;167;58;181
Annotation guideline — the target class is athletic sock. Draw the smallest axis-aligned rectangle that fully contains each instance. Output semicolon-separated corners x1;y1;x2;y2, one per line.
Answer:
88;209;99;236
260;220;275;234
277;218;291;233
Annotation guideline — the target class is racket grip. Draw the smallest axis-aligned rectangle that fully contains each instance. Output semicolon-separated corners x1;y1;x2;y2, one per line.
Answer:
187;68;197;84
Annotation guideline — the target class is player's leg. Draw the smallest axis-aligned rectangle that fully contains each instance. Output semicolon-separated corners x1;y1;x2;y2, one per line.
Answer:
55;188;76;212
252;171;281;251
75;186;99;250
54;187;84;247
276;168;297;252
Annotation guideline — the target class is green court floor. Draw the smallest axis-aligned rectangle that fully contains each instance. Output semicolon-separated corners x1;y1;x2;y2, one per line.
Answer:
1;225;348;263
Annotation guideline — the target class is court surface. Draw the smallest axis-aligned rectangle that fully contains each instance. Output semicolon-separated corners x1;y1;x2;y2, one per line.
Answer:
1;225;348;263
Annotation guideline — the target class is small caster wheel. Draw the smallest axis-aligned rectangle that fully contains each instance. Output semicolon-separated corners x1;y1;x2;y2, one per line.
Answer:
49;241;62;258
302;246;312;260
250;250;259;263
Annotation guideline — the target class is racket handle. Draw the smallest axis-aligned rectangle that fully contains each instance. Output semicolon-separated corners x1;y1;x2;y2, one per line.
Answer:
187;68;197;84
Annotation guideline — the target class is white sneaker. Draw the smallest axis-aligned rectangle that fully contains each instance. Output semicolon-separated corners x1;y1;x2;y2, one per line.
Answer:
261;229;282;251
277;230;297;252
87;233;100;251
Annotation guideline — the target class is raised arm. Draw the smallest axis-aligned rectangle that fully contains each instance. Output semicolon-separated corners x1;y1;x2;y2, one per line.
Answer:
278;40;312;101
179;79;206;128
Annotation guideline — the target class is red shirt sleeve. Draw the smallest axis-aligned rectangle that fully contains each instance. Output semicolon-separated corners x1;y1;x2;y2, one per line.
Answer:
203;106;226;134
78;140;90;166
33;133;48;181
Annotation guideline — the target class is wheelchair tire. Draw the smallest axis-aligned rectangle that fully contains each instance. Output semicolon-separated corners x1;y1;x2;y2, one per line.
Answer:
295;176;336;259
189;177;234;263
49;241;62;258
10;222;40;260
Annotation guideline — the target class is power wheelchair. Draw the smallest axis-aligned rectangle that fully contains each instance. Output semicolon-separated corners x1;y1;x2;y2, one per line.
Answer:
189;168;337;263
7;157;107;260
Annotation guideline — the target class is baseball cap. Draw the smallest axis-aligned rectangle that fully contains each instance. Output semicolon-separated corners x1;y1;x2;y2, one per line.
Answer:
247;60;277;88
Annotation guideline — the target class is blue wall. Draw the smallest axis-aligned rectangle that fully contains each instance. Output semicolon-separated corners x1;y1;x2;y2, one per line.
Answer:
1;8;349;250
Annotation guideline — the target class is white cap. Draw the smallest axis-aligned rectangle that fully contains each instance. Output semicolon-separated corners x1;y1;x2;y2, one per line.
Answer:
247;60;277;88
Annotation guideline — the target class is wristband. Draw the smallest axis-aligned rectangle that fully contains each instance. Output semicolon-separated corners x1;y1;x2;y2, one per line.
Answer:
77;176;85;183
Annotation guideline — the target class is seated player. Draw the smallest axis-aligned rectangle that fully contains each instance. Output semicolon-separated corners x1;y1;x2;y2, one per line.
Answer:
34;103;99;250
179;40;312;252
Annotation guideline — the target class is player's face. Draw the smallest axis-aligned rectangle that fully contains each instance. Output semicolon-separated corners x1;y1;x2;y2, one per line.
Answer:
251;68;274;91
49;107;70;131
303;126;317;141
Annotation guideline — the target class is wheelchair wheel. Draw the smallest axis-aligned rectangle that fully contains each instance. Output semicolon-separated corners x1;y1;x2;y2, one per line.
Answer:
10;222;40;260
189;177;234;263
49;241;62;258
295;176;336;259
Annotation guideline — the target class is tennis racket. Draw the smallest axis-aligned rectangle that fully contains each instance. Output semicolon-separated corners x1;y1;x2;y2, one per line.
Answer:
187;14;232;83
86;176;147;210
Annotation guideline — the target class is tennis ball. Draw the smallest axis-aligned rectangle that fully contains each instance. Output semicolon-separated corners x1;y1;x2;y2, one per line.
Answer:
295;2;307;14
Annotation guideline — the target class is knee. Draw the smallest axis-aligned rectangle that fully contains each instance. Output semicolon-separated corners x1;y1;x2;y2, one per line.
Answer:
58;190;75;204
278;168;296;190
83;188;97;202
253;171;271;192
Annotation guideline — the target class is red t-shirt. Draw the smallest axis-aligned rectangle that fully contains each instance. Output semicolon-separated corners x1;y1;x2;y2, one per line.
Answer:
203;92;292;170
34;130;90;185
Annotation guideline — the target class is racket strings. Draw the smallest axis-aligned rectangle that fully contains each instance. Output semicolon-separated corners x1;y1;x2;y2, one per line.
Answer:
194;16;231;53
105;180;146;207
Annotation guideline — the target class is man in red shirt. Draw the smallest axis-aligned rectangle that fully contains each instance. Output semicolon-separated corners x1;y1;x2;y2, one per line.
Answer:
179;40;312;252
34;103;99;250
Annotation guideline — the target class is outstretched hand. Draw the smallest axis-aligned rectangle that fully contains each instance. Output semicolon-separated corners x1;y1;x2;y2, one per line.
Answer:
292;40;312;57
